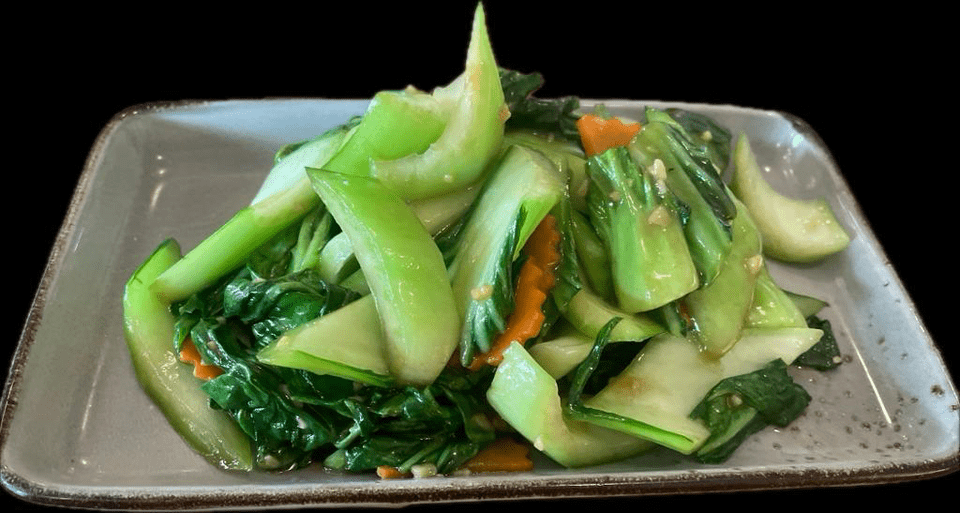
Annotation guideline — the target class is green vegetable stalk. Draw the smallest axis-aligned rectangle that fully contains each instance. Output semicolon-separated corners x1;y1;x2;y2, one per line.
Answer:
584;146;699;313
680;198;763;357
447;144;565;366
487;337;653;468
577;326;823;455
307;169;460;386
628;110;736;287
368;3;507;201
150;125;351;303
122;239;254;470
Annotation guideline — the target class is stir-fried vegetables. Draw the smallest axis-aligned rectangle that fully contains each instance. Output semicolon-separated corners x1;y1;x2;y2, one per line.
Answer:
121;2;849;477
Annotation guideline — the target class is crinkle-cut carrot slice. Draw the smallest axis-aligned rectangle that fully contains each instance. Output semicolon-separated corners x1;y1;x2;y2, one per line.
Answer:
468;213;561;370
178;337;224;380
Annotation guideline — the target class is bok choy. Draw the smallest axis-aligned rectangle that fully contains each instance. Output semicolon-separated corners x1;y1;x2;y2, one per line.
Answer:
121;2;848;478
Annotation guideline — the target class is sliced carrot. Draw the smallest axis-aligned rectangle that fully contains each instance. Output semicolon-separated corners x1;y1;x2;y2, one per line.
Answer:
178;337;224;380
376;465;409;479
462;437;534;473
576;113;641;156
467;213;561;370
375;439;533;478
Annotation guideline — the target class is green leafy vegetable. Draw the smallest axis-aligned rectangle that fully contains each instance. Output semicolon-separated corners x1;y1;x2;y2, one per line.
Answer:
570;327;823;455
628;110;736;286
679;198;763;356
170;227;493;470
584;146;699;313
123;240;255;471
368;4;506;200
325;367;497;474
123;4;850;477
645;108;736;225
691;359;812;463
499;68;581;142
307;169;460;386
221;268;359;349
665;108;733;174
794;315;843;370
564;319;697;453
730;133;850;263
185;308;350;470
487;339;652;468
152;123;353;303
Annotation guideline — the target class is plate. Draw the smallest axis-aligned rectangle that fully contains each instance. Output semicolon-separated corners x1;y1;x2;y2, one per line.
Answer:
1;99;957;510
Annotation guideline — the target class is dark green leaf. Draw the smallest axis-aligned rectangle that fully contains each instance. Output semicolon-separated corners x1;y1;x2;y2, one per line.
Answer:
794;316;843;370
325;366;497;474
221;268;359;348
499;68;581;142
691;359;811;463
666;108;733;172
189;317;348;470
566;317;623;415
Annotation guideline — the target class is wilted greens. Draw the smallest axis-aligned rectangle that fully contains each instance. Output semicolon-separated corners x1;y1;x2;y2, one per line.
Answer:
122;3;848;478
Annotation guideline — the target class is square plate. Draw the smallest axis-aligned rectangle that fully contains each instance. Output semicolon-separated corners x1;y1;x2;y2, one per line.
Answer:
2;99;957;510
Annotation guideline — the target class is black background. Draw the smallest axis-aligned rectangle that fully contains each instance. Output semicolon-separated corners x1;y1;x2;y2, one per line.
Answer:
4;1;955;510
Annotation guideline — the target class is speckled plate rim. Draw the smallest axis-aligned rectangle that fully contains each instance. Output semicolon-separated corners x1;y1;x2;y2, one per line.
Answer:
3;459;957;511
1;98;957;511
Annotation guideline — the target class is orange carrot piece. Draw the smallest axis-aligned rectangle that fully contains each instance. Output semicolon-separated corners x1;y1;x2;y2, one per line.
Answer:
467;214;561;370
376;466;409;479
462;437;534;473
178;337;224;380
576;113;641;156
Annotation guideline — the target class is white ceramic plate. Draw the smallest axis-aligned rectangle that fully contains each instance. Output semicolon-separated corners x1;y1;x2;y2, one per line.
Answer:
2;99;957;510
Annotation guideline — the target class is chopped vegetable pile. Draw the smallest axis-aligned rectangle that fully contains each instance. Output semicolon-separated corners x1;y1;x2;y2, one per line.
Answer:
122;3;850;476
